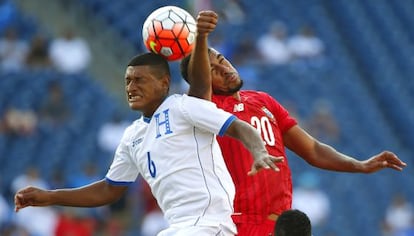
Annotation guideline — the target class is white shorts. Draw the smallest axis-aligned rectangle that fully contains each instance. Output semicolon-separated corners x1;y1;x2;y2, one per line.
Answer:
157;224;236;236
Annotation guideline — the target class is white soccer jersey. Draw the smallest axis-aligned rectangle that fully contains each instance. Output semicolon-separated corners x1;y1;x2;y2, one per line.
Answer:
106;94;237;232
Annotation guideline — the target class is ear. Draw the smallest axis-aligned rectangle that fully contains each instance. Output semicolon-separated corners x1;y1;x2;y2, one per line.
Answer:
162;74;170;92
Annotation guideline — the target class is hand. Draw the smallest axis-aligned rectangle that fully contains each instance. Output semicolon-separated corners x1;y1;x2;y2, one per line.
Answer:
14;186;50;212
248;155;284;176
361;151;407;173
196;11;218;36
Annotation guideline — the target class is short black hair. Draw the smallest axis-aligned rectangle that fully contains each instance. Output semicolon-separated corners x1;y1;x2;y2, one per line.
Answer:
275;209;312;236
179;48;212;83
128;52;170;76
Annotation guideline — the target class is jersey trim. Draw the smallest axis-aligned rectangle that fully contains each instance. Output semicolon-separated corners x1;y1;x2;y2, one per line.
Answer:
143;116;151;123
105;177;134;186
218;115;237;136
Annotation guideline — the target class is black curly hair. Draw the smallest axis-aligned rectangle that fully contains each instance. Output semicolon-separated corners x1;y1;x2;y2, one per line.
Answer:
275;209;312;236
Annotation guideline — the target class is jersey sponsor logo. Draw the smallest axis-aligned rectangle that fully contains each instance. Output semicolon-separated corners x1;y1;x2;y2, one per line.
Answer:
154;109;173;138
132;138;143;147
233;103;244;112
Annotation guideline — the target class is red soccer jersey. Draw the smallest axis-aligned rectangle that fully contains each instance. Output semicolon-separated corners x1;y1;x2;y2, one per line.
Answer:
213;90;297;224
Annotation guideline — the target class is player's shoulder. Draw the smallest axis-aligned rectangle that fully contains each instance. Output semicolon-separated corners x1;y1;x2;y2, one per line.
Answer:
121;118;146;140
123;119;137;132
155;94;183;111
241;90;273;100
163;94;183;103
182;93;217;106
241;89;269;95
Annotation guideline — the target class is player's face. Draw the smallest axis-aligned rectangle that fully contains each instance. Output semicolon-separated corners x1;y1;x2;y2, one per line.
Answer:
125;65;169;117
209;49;243;95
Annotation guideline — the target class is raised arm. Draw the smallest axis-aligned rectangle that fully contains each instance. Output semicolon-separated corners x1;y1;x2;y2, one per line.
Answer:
225;119;284;175
283;125;407;173
15;179;128;212
187;11;218;100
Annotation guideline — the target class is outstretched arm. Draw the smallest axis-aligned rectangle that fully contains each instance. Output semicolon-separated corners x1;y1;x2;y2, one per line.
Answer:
225;119;284;175
15;179;128;212
283;125;407;173
187;11;218;100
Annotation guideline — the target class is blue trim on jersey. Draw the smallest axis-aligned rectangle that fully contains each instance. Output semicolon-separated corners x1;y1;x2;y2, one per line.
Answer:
143;116;151;123
218;115;237;136
105;177;134;186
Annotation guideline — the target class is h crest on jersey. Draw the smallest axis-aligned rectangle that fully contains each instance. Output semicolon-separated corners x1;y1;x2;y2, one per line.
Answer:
154;109;173;138
261;107;275;122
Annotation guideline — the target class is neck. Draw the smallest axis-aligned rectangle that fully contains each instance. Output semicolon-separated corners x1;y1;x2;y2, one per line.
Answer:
141;95;168;118
232;92;241;101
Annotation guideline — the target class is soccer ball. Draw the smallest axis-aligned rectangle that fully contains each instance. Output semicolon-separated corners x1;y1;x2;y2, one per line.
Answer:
142;6;196;61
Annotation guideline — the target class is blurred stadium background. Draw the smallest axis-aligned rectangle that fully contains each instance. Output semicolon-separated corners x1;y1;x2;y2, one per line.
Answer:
0;0;413;235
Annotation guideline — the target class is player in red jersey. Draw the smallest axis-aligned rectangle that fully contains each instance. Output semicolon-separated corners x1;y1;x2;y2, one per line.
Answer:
180;47;407;236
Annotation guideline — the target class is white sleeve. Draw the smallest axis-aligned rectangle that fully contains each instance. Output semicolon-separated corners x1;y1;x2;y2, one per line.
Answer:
105;133;139;186
180;95;236;136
